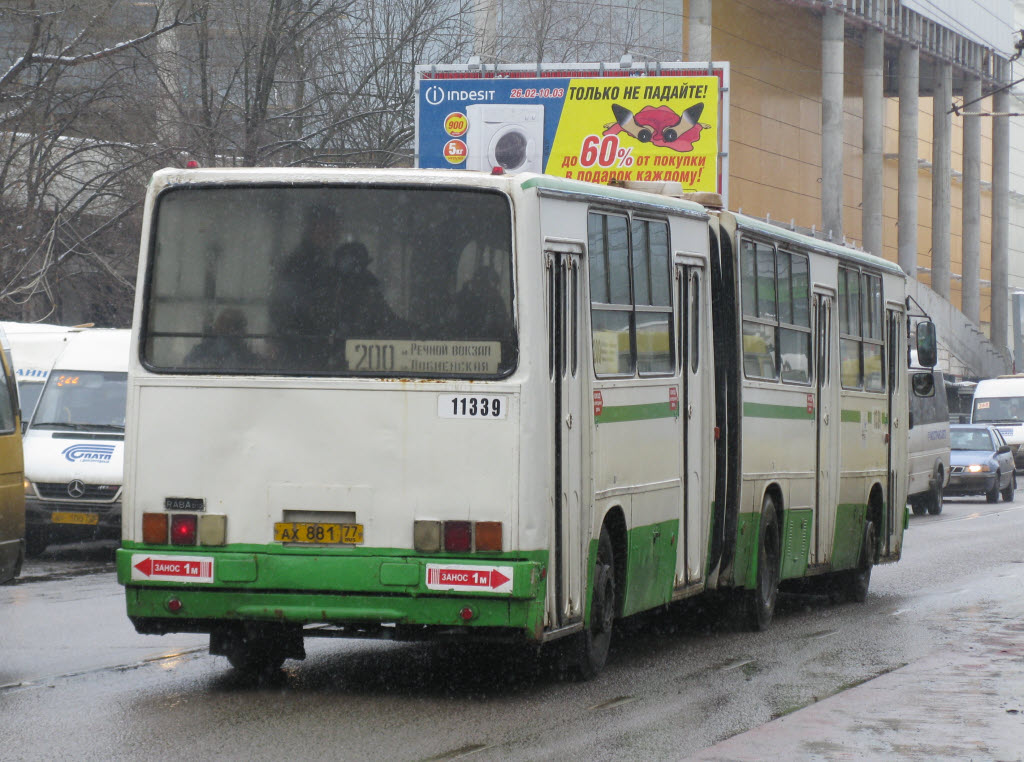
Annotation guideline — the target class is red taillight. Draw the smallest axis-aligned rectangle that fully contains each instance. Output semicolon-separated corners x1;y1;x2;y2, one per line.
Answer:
185;159;200;168
170;514;198;545
459;607;474;621
167;598;183;613
444;521;472;552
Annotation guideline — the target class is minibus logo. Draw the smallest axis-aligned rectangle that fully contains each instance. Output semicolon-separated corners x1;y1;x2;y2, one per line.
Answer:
62;444;116;463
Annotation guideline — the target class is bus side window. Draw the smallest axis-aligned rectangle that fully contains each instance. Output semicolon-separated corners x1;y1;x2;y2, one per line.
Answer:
740;240;778;381
588;212;635;377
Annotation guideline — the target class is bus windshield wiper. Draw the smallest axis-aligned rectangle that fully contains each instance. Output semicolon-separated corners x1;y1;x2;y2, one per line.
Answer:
30;421;124;431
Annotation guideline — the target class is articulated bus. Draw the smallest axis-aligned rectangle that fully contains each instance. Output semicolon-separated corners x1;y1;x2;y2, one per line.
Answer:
118;168;934;676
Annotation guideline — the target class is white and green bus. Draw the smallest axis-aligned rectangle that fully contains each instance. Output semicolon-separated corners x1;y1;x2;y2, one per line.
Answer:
118;168;934;676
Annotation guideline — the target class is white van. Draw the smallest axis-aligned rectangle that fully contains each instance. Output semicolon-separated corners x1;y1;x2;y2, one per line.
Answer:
22;328;129;555
971;375;1024;470
907;366;950;515
0;322;82;423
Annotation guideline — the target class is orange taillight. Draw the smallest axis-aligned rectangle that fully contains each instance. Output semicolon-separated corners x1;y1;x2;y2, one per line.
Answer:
475;521;503;552
142;512;169;545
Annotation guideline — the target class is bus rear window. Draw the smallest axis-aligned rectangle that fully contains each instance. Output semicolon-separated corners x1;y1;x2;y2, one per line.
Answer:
143;185;516;378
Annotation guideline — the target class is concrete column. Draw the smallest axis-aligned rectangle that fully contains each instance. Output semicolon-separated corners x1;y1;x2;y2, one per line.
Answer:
898;43;919;278
861;28;884;257
821;9;844;240
962;75;982;324
473;0;498;62
931;62;952;298
991;79;1010;352
688;0;712;62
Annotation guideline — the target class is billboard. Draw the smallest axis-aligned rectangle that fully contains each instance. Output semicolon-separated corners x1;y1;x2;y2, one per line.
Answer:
416;63;729;199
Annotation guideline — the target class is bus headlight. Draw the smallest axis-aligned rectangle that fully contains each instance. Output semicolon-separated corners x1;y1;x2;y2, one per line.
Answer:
24;478;33;496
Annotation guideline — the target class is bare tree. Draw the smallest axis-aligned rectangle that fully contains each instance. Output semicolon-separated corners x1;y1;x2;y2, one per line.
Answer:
152;0;473;168
489;0;680;64
0;0;192;323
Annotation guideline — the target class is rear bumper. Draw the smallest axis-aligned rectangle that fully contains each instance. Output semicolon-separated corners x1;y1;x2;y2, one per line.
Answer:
118;546;548;640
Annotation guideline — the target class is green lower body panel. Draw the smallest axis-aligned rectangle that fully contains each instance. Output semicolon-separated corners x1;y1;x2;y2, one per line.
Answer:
732;512;759;589
117;546;547;640
622;519;679;616
831;503;868;570
732;503;871;589
781;509;812;579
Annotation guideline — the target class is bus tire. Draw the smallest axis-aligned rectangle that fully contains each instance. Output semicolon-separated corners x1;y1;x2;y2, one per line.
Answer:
1002;471;1016;502
227;642;286;676
839;520;875;603
215;625;303;677
742;495;781;632
926;475;943;515
24;530;48;558
570;526;616;680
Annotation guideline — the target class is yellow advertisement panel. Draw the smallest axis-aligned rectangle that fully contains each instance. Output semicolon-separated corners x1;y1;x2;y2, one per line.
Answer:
547;76;720;192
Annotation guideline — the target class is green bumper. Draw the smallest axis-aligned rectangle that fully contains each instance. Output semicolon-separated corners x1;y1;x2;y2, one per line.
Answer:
117;545;548;637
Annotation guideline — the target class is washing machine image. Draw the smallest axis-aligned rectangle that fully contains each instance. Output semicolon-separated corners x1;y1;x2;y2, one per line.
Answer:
466;104;545;173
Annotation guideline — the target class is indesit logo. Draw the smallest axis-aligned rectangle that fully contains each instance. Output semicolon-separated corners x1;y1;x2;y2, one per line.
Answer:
62;444;116;463
424;85;445;106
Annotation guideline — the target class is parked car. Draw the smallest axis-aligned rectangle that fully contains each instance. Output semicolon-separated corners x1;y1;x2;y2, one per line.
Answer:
947;424;1016;503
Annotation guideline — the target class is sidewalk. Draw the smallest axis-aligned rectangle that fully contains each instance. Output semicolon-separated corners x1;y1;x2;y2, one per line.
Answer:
688;616;1024;761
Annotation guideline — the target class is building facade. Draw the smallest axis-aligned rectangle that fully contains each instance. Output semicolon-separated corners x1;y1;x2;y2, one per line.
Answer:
689;0;1016;377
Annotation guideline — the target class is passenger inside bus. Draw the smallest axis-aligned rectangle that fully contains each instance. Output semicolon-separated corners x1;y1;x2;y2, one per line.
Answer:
185;308;261;369
332;241;403;340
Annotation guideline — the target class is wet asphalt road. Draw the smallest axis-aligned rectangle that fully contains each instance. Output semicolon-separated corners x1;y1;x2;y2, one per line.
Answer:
2;496;1023;761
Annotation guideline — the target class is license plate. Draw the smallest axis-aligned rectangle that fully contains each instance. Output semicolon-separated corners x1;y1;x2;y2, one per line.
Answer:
274;522;363;544
51;511;99;526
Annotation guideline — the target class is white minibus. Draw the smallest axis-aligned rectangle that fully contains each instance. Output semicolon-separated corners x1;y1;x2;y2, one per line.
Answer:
0;322;81;423
906;364;950;515
23;328;129;555
971;375;1024;471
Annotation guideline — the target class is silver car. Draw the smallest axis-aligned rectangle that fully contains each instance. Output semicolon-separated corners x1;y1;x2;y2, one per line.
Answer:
947;424;1016;503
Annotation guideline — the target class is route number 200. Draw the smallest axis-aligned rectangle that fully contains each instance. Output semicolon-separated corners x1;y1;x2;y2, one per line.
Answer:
437;394;508;419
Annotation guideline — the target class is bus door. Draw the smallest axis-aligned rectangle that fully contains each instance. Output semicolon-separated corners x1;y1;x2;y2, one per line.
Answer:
676;260;707;584
814;290;838;564
547;242;585;626
885;307;906;555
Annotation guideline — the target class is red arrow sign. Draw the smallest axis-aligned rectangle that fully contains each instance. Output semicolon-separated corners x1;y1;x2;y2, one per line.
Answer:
130;554;215;583
425;564;514;593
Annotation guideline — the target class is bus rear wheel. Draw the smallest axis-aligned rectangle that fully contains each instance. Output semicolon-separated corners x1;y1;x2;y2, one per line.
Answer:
741;496;781;631
837;520;875;603
24;530;48;558
213;624;303;677
570;527;616;680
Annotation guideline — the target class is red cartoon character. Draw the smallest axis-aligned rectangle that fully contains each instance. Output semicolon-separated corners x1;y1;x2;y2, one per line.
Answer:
605;102;708;152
